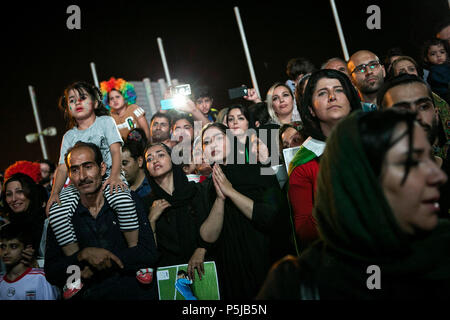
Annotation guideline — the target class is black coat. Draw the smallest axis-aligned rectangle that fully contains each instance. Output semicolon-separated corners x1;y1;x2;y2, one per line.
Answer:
194;163;290;299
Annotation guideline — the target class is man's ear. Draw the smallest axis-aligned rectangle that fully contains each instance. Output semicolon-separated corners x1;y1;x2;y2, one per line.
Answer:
138;156;144;169
255;120;260;128
100;162;107;176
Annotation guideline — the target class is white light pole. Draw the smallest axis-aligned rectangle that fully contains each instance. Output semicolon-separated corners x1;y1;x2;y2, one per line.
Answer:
27;86;55;159
90;62;100;88
234;7;260;98
157;37;172;86
329;0;349;61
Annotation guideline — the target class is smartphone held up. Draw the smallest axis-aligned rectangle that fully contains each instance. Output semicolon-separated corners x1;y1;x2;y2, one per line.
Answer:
161;84;191;110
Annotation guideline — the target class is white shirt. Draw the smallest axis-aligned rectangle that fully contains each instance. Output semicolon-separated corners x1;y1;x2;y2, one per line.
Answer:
0;268;60;300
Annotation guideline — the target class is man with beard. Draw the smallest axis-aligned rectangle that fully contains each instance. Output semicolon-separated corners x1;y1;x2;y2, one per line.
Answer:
348;50;386;108
377;74;450;219
149;112;174;148
38;159;56;198
121;141;151;199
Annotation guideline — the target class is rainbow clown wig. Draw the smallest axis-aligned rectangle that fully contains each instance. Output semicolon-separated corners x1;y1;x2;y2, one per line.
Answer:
100;77;137;110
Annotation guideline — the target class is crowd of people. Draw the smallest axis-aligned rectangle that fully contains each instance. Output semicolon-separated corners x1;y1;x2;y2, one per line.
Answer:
0;19;450;300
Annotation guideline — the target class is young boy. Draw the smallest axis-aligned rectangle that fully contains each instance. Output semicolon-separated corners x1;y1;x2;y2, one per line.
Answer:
175;270;197;300
0;223;60;300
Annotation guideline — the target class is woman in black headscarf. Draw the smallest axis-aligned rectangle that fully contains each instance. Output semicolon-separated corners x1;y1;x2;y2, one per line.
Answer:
143;143;208;280
196;122;289;299
257;109;450;299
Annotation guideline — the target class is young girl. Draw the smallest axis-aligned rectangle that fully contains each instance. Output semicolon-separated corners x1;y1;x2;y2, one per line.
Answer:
46;81;152;299
422;38;450;103
100;77;150;141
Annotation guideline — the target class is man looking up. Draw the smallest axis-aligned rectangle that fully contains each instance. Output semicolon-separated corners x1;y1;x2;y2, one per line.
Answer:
348;50;386;107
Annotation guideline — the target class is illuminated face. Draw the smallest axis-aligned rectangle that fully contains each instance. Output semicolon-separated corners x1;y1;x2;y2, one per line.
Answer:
272;86;294;117
310;78;351;128
195;97;213;115
202;127;230;164
381;123;447;234
348;52;385;95
121;149;142;186
67;89;97;122
281;127;304;149
426;44;447;65
108;90;126;111
173;119;194;143
145;145;172;178
227;108;249;135
382;82;439;143
150;117;171;143
67;147;106;196
0;238;24;268
5;181;31;214
393;60;418;76
324;59;350;78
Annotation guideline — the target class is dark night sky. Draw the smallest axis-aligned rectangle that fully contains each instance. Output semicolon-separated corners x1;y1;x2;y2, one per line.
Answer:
1;0;449;172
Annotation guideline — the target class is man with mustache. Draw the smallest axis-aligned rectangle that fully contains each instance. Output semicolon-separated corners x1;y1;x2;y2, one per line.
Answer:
150;112;174;148
348;50;386;107
377;74;450;219
44;141;159;299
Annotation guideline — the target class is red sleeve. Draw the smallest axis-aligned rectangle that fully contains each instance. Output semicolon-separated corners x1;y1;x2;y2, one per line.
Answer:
288;160;320;243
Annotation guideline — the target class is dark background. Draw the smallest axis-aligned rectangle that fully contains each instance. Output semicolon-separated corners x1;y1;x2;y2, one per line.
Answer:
1;0;449;172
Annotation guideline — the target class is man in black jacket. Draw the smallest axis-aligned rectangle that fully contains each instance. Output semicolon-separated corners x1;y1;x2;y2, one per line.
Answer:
44;141;160;299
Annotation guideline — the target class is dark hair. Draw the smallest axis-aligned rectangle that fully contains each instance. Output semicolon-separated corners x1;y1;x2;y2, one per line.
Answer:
58;81;110;129
279;121;304;140
225;105;252;129
201;122;228;142
143;142;173;180
383;47;404;70
150;112;172;128
127;127;148;150
0;222;36;249
421;38;450;68
64;141;104;169
295;73;312;107
358;109;417;185
144;142;172;158
2;173;45;218
193;85;213;101
434;18;450;38
387;56;424;80
172;112;195;130
38;159;56;174
286;57;316;81
177;270;188;277
123;140;145;161
248;102;270;127
376;74;434;110
300;69;362;141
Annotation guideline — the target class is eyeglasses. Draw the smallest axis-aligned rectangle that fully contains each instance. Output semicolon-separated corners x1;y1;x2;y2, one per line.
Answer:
351;61;381;74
